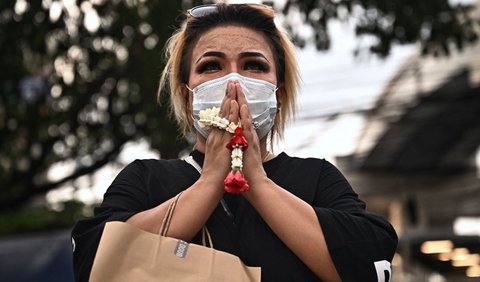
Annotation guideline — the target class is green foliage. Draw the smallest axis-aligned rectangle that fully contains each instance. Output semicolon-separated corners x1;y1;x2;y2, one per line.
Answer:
0;200;90;236
281;0;479;57
0;0;188;211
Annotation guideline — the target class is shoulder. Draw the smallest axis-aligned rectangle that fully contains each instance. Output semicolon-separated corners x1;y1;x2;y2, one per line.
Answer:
110;158;195;193
267;153;336;201
272;152;356;200
125;158;187;170
116;158;189;179
100;158;197;210
273;152;332;174
280;153;348;178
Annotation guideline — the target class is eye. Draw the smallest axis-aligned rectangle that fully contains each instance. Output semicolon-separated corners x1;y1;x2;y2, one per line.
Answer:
244;61;268;72
197;61;221;73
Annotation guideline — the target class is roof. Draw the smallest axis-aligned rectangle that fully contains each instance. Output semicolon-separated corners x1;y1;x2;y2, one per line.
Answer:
352;43;480;172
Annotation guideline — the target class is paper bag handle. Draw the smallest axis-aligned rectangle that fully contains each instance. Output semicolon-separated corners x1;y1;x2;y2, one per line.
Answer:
159;192;214;248
159;192;182;237
202;226;213;247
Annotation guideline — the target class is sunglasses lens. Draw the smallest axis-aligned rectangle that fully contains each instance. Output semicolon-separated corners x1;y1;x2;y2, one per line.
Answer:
188;5;218;18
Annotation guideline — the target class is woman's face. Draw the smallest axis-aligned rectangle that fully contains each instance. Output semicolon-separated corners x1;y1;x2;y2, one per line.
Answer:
187;25;278;90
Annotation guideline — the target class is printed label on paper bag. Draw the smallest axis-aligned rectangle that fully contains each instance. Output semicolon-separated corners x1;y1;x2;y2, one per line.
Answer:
174;240;189;258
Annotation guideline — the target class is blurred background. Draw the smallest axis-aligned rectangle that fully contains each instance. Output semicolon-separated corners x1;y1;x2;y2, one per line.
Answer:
0;0;479;281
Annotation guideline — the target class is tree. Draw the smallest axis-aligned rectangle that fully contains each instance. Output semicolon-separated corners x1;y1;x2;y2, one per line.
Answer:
0;0;187;211
281;0;478;57
0;0;478;213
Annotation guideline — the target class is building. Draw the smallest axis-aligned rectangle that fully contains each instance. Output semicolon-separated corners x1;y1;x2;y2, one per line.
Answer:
340;29;480;281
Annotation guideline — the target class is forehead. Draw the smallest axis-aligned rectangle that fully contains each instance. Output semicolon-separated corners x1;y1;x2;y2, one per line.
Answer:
191;25;275;60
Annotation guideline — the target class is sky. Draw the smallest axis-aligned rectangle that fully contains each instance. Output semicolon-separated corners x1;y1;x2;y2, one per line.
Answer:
46;2;416;206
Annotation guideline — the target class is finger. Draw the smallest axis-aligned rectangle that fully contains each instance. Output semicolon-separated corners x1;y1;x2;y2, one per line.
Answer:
228;100;239;125
218;83;230;118
219;81;237;118
240;104;253;134
237;84;256;138
229;80;238;101
235;82;249;117
240;104;261;161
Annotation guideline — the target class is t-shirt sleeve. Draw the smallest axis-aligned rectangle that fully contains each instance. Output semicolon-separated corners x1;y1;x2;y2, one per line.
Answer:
71;160;151;282
313;160;398;282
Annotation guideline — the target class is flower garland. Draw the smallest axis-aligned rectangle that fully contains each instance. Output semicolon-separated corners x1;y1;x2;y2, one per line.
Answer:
197;107;250;194
197;107;237;133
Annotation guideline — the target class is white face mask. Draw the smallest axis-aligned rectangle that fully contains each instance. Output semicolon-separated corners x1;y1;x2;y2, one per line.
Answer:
189;73;277;139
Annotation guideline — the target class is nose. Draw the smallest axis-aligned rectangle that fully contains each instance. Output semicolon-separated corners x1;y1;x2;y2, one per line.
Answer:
226;62;239;75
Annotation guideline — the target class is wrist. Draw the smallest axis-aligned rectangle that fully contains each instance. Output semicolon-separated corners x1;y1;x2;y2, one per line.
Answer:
243;175;272;197
196;174;226;194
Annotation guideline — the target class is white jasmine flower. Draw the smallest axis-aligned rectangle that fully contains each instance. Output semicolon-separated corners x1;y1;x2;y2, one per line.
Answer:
231;157;243;169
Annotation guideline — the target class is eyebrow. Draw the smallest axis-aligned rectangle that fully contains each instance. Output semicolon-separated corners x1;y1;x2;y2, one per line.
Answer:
195;51;225;64
239;51;270;62
195;51;270;64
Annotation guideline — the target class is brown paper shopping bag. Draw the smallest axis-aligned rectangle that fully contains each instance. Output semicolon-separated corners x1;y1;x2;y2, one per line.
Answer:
89;193;261;281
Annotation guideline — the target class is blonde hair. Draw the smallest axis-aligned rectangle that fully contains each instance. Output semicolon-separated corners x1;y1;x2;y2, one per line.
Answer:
158;4;300;142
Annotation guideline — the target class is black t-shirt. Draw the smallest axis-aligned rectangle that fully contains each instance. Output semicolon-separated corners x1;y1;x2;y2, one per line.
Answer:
72;151;397;282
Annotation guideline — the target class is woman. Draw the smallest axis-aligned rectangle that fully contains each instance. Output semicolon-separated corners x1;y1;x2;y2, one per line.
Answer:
72;4;397;282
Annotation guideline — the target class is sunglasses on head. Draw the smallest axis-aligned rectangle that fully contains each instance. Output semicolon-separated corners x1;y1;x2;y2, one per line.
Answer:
187;3;274;18
187;4;218;18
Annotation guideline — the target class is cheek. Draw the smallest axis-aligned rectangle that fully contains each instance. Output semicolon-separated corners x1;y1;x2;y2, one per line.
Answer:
189;73;226;89
266;65;278;86
271;76;278;86
267;75;278;88
187;74;206;90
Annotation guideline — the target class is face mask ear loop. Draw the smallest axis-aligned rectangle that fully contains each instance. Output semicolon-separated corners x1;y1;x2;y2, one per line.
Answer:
184;84;194;126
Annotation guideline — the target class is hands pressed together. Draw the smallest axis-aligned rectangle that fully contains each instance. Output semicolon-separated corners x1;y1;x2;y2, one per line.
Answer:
200;80;268;193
